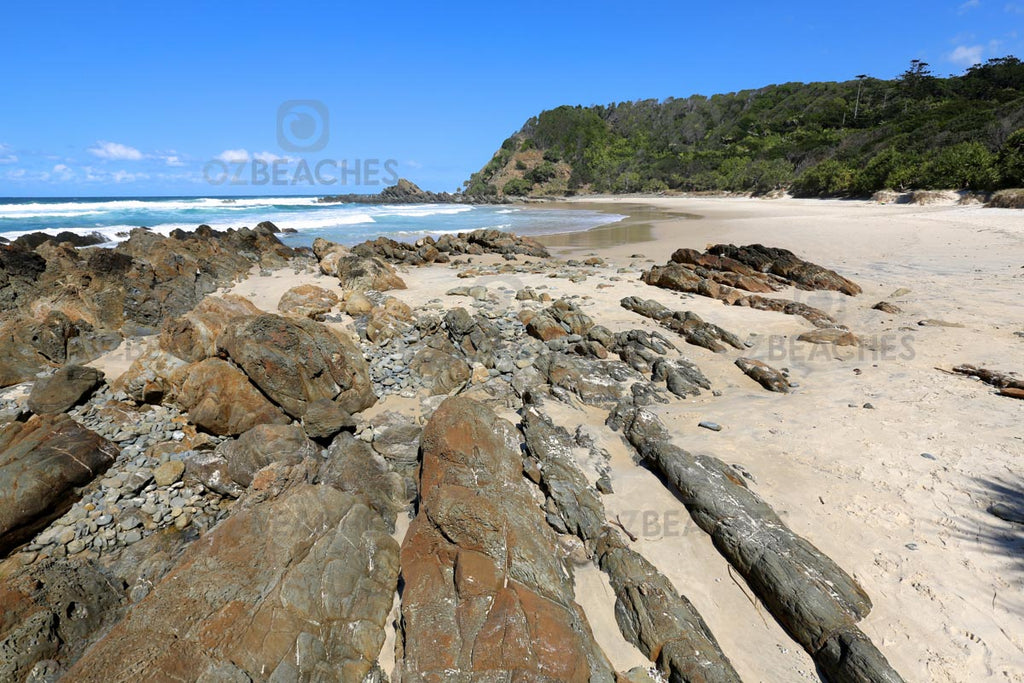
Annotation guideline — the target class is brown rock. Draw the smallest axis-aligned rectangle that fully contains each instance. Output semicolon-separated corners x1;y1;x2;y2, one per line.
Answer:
216;423;318;487
27;365;103;414
277;284;339;320
152;460;185;487
176;358;290;436
0;415;117;555
872;301;902;314
159;295;262;363
735;357;790;393
343;291;373;316
400;397;614;681
797;328;859;346
217;314;376;418
301;397;355;440
334;255;406;292
63;484;399;683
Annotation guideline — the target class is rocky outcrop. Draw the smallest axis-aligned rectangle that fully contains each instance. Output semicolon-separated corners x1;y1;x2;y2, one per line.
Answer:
26;365;103;414
0;557;125;681
352;235;448;266
534;353;646;408
217;314;376;418
521;298;595;341
159;295;262;363
734;294;842;329
64;482;400;682
735;357;791;393
0;415;118;555
277;283;339;320
521;402;741;683
319;178;462;204
176;358;290;436
435;229;550;258
400;397;614;681
609;403;903;683
215;424;318;488
621;296;744;353
707;244;862;295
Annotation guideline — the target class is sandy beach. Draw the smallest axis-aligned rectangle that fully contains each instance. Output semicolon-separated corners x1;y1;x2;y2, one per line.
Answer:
97;195;1023;681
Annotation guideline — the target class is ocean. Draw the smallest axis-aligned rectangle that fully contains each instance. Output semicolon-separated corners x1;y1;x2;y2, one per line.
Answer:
0;196;625;248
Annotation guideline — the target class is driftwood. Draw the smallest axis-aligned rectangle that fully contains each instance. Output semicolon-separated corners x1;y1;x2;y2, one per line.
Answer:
952;364;1024;390
608;401;904;683
521;403;742;683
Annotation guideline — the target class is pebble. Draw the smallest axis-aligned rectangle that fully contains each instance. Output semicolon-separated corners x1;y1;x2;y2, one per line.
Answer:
699;421;723;432
153;460;185;486
920;452;937;461
862;402;875;409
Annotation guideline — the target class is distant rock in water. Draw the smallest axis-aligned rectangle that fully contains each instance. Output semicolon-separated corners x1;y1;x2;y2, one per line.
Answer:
12;231;107;250
319;178;484;204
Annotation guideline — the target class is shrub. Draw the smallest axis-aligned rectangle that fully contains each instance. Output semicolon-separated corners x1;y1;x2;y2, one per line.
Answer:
502;177;533;196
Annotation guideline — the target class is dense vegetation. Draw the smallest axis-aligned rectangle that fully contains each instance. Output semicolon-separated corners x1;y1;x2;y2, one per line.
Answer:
464;57;1024;198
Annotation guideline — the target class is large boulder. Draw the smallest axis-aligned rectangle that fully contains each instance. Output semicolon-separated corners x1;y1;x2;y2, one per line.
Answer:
216;423;318;487
217;314;376;418
277;284;339;320
27;365;104;415
63;483;400;683
400;397;614;681
0;415;118;555
159;295;262;363
176;358;290;436
707;243;862;295
332;255;406;292
112;346;188;404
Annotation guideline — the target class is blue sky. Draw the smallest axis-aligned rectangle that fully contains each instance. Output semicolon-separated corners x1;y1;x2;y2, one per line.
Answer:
0;0;1020;196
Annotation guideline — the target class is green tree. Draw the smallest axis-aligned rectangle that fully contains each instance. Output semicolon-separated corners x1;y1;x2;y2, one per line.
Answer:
997;129;1024;187
502;178;532;196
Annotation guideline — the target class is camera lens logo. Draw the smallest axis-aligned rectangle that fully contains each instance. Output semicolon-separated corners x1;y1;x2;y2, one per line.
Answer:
277;100;330;153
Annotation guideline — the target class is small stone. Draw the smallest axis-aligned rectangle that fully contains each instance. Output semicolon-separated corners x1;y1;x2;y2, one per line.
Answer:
152;460;185;486
699;421;723;432
66;539;86;554
120;515;142;530
920;452;937;461
123;530;143;544
862;402;875;409
595;475;614;494
95;514;113;527
905;543;918;551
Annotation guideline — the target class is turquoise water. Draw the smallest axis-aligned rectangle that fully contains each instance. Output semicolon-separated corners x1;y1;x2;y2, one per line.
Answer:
0;196;625;247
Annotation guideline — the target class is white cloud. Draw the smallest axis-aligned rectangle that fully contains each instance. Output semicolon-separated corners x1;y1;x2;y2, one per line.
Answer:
949;44;984;65
52;164;74;181
959;0;980;12
217;148;250;163
0;144;17;164
111;170;149;183
164;155;185;167
88;141;144;160
252;151;296;164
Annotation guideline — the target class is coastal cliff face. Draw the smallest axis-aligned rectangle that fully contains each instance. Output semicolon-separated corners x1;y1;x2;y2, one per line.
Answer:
1;206;1017;681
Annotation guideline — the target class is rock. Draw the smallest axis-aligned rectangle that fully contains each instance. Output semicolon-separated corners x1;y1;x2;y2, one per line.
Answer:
596;530;742;683
216;424;317;488
400;397;614;681
152;460;185;487
333;255;406;292
183;451;243;498
217;314;375;418
534;353;646;408
0;415;117;555
159;295;262;363
300;397;355;439
707;244;862;295
176;358;290;436
651;358;710;397
735;357;790;393
698;421;722;431
367;412;422;472
63;484;399;683
609;402;903;683
641;263;725;299
797;328;859;346
344;291;373;316
523;299;595;342
872;301;902;314
734;294;841;329
918;319;964;328
276;284;339;320
0;557;124;681
315;432;403;529
409;343;471;395
112;346;188;404
27;365;104;414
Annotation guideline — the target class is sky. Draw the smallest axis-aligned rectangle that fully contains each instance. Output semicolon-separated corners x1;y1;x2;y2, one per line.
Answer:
0;0;1021;197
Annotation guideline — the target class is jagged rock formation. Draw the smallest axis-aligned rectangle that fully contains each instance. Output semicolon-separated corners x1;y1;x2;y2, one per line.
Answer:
400;396;615;681
608;401;904;683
